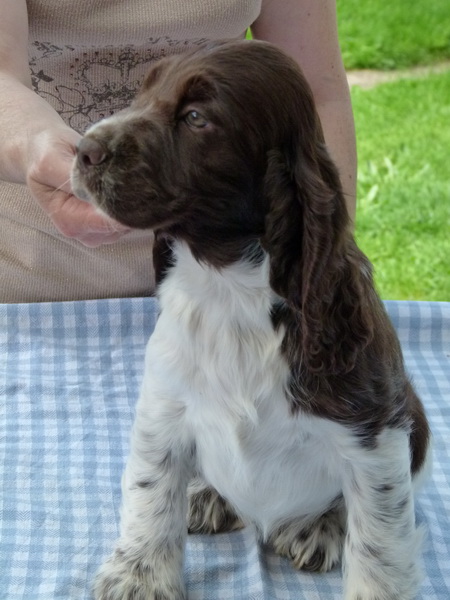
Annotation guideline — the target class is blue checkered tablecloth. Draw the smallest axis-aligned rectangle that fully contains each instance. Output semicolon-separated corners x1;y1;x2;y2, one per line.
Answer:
0;298;449;599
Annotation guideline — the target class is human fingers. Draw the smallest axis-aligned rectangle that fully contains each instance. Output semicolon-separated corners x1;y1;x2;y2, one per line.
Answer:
30;179;131;247
27;128;131;246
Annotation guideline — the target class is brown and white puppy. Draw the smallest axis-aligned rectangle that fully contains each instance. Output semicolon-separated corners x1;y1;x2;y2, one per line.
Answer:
72;40;431;600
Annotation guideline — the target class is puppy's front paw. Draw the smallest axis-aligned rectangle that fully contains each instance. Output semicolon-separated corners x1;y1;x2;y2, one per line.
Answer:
343;523;425;600
93;550;186;600
344;565;422;600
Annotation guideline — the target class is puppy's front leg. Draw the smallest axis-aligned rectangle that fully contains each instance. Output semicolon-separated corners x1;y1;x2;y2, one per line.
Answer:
94;391;192;600
342;429;422;600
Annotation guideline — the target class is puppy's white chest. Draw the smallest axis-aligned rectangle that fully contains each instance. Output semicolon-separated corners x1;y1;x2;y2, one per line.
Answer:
191;386;340;533
148;250;342;532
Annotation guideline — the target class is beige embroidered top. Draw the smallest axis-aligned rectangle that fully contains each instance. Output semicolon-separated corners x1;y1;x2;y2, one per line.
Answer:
0;0;261;302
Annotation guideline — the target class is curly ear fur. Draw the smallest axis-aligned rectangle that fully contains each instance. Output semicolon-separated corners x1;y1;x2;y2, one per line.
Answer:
263;115;375;376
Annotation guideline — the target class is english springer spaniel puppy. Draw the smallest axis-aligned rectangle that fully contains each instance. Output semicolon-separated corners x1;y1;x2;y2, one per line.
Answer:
72;40;431;600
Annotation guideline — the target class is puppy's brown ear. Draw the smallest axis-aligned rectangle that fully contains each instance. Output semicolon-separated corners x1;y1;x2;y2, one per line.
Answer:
263;119;374;375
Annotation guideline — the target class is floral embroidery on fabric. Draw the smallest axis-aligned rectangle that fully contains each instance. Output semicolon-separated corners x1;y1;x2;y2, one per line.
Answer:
29;37;209;132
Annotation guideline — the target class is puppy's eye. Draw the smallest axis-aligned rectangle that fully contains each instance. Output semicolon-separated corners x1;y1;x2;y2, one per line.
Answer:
184;110;208;128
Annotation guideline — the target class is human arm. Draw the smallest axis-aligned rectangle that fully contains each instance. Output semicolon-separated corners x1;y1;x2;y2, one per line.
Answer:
0;0;129;246
251;0;357;223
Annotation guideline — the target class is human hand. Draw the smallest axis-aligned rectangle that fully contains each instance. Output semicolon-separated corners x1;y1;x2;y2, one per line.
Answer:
26;127;131;247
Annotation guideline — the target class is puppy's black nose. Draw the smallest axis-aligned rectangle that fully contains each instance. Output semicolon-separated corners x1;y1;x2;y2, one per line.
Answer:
77;137;108;168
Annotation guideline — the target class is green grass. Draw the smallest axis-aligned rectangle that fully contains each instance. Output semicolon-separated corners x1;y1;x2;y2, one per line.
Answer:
352;72;450;300
337;0;450;69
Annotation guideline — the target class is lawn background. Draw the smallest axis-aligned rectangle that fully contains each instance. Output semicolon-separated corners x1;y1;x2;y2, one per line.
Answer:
337;0;450;69
336;0;450;300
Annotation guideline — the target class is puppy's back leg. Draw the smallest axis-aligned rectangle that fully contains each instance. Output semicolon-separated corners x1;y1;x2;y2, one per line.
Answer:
269;499;346;573
188;476;245;534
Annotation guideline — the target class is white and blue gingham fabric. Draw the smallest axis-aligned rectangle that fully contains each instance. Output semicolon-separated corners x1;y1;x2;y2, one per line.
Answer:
0;298;449;600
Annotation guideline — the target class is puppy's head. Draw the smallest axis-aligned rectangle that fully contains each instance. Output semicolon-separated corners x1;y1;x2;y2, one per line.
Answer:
71;41;331;247
72;41;285;234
